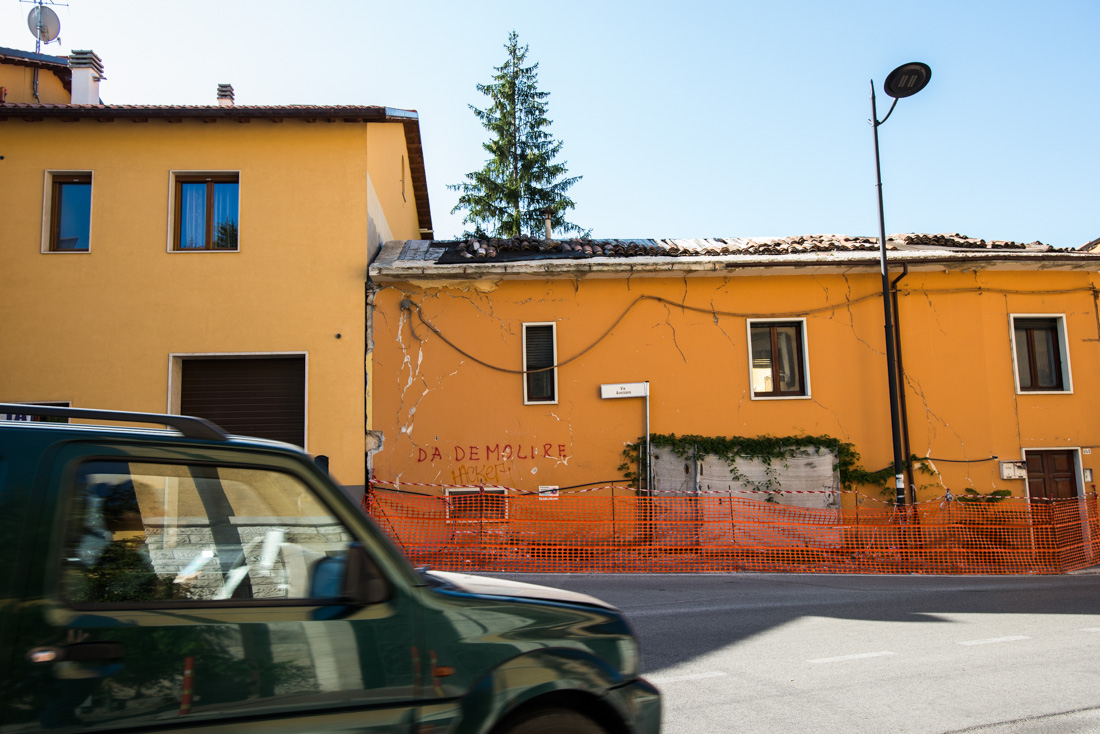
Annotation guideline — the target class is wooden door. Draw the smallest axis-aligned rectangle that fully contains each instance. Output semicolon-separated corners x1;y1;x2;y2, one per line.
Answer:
1026;451;1078;500
1026;450;1083;571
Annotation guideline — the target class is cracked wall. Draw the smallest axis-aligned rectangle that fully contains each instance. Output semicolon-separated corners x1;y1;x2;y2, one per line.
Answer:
368;267;1100;504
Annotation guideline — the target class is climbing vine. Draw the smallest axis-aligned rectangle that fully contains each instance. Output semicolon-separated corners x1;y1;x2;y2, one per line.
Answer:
619;433;929;498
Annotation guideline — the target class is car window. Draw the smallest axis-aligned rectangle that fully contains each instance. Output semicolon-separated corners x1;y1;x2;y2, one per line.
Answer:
60;460;356;605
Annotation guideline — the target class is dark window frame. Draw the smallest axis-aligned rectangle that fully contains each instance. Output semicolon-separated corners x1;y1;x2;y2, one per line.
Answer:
173;173;240;251
523;323;557;404
749;320;808;398
1013;316;1067;392
48;172;92;252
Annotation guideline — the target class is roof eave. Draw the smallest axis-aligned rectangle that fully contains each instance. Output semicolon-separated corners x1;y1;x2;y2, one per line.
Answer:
370;248;1100;281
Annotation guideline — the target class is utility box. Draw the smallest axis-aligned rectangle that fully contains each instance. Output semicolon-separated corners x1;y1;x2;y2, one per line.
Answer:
1000;461;1027;480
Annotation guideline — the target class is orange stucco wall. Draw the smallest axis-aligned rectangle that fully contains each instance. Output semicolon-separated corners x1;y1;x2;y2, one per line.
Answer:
0;117;422;486
369;267;1100;503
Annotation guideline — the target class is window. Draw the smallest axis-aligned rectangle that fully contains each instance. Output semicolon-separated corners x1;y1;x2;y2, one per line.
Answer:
445;487;507;521
173;173;239;250
60;460;361;605
523;323;557;404
0;401;70;423
749;320;808;398
46;172;92;251
1012;316;1070;392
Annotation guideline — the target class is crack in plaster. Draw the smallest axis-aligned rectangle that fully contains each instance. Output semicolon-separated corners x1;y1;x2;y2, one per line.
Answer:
547;408;575;468
708;295;738;349
903;373;967;467
810;396;848;437
840;275;882;355
659;304;687;362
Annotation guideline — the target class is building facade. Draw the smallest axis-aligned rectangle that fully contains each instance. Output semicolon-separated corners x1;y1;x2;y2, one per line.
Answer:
0;48;432;490
368;234;1100;507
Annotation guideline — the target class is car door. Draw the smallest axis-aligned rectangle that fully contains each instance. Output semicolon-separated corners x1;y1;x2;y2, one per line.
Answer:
3;442;422;733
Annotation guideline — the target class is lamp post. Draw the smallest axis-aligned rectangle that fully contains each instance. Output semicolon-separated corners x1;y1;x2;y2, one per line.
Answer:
871;62;931;508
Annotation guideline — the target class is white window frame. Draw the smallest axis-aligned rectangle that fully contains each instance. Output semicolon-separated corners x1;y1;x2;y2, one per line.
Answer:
522;322;559;405
444;487;508;522
166;170;241;253
746;318;811;400
41;170;93;254
1009;314;1072;394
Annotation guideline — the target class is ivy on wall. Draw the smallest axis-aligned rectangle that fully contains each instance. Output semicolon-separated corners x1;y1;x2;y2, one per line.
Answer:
619;433;896;494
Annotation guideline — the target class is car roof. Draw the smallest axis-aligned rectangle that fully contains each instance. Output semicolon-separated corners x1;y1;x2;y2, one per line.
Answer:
0;404;307;457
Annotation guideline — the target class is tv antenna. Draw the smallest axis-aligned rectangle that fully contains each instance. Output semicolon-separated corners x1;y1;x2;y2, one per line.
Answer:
20;0;67;101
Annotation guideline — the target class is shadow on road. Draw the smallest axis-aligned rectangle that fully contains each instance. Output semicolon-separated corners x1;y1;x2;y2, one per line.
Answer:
486;572;1100;673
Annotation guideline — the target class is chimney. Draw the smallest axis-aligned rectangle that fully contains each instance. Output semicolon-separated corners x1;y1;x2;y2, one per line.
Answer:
217;84;234;107
68;50;104;105
543;207;553;244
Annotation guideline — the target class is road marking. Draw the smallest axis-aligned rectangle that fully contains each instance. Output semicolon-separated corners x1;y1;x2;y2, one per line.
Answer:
648;671;728;684
809;651;895;664
958;635;1031;646
1080;628;1100;633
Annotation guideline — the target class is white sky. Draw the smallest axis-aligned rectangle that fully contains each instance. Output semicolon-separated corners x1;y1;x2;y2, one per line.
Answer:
3;0;1098;247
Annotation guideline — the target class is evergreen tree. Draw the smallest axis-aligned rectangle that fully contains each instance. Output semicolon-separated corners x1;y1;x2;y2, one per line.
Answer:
450;31;585;239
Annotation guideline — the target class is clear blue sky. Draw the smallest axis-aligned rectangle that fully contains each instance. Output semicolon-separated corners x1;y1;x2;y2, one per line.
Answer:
4;0;1097;247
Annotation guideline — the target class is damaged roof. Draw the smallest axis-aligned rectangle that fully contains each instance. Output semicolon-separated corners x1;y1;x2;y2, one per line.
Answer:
373;233;1100;280
436;233;1057;261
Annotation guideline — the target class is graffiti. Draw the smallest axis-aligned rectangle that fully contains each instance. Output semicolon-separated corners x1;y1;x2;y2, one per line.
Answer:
416;442;569;464
451;463;508;485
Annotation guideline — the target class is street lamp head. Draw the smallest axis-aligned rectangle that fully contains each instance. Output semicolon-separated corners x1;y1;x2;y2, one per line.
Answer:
883;62;931;99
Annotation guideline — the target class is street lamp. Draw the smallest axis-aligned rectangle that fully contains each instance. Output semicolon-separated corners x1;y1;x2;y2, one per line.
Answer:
871;61;931;508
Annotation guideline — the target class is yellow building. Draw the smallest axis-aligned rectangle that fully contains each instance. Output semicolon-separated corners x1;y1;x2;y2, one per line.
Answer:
369;233;1100;508
0;47;433;491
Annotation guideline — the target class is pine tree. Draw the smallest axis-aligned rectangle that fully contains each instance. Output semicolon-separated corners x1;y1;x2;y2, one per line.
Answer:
450;31;585;239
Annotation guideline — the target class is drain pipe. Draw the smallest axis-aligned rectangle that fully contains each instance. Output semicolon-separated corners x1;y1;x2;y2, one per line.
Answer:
891;265;916;503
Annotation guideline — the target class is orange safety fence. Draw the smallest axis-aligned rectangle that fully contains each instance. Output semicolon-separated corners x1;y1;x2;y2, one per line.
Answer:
362;481;1100;575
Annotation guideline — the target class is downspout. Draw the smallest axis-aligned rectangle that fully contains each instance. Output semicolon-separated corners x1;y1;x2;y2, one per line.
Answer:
891;265;915;503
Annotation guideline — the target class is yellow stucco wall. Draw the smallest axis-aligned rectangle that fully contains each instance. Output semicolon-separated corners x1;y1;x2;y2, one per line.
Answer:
0;62;69;104
370;267;1100;504
0;117;422;486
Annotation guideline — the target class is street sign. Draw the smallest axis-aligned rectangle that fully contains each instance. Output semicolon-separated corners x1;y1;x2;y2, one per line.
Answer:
600;382;648;399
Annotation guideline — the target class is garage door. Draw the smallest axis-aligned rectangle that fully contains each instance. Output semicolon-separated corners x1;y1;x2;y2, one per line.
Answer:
180;357;305;446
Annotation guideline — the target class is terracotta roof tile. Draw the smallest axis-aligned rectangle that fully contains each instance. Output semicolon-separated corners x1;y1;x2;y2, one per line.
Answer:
430;233;1059;264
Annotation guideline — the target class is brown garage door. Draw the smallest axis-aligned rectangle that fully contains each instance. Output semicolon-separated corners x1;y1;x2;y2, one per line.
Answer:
180;357;305;446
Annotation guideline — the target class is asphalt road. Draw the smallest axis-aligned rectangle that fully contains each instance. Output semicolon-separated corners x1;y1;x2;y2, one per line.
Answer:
490;572;1100;734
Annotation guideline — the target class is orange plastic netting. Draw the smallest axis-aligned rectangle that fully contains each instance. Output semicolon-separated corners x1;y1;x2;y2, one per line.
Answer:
363;483;1100;575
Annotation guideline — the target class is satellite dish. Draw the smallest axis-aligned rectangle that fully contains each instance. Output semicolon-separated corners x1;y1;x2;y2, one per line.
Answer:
27;6;61;43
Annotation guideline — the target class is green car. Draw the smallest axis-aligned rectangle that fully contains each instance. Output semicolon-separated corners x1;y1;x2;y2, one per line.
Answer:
0;404;660;733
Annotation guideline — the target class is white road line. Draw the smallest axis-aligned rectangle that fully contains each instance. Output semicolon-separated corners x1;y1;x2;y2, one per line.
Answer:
958;635;1031;646
809;651;895;664
648;671;728;685
1081;628;1100;633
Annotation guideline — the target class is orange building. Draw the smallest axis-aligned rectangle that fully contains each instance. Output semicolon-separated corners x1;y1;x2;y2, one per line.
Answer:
0;47;432;491
369;233;1100;508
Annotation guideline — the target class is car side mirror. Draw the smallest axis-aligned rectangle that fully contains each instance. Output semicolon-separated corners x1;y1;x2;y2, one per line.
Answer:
342;542;391;605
